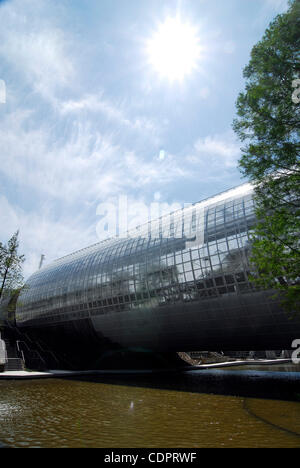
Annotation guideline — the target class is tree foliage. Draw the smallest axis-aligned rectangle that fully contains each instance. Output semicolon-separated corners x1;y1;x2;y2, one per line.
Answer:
233;0;300;314
0;231;25;300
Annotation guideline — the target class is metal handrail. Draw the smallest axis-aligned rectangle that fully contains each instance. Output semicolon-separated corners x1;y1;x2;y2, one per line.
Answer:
16;340;46;367
16;341;26;365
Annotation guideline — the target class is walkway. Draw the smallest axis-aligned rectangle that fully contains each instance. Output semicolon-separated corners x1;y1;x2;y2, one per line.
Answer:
0;358;296;380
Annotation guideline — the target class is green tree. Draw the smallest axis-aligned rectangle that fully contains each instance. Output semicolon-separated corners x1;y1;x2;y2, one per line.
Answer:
233;0;300;314
0;231;25;300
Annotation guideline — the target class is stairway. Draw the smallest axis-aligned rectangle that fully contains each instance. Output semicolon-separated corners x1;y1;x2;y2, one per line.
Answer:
3;338;24;371
5;357;24;371
1;325;62;371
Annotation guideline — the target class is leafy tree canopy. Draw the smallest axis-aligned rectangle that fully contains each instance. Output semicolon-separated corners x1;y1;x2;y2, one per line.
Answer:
233;0;300;314
0;231;25;300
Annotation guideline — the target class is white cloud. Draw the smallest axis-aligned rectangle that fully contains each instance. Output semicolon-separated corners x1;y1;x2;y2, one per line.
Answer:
0;0;246;282
0;105;183;205
124;150;188;186
60;93;161;143
0;0;170;208
0;104;136;204
0;195;98;280
191;131;241;168
0;0;74;104
0;0;162;143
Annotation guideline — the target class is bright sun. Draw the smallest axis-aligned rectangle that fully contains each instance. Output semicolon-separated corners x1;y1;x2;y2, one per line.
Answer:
147;17;201;82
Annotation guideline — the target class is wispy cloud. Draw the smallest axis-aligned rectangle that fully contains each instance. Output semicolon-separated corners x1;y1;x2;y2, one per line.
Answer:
60;93;162;144
0;0;74;104
0;109;124;202
0;194;97;280
0;0;251;280
0;104;182;206
188;131;241;169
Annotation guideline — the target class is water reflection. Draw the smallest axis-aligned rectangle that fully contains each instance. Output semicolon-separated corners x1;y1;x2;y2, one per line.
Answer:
228;363;300;373
0;370;300;448
64;365;300;402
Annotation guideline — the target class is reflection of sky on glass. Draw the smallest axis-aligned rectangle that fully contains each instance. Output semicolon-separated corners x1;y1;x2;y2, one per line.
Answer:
0;0;289;279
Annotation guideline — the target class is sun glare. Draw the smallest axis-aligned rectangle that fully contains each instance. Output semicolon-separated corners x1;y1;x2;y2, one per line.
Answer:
147;16;201;82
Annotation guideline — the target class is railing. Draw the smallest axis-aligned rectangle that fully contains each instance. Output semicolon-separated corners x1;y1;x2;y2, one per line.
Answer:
35;340;60;367
16;341;26;364
16;340;47;370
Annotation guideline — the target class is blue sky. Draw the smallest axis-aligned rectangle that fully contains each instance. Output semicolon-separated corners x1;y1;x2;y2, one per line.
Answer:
0;0;289;279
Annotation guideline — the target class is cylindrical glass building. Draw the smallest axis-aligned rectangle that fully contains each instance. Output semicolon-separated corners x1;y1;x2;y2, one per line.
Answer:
14;183;300;369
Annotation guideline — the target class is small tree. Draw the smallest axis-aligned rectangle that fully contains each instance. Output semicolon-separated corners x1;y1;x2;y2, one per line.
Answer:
0;231;25;300
233;0;300;314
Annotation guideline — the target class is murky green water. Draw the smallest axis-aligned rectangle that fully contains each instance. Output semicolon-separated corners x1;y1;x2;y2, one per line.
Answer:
0;369;300;448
